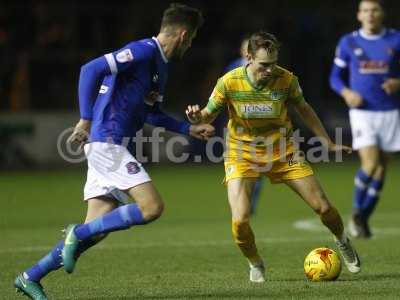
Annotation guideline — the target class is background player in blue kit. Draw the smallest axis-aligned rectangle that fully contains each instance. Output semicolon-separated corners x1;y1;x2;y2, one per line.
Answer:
14;3;212;299
330;0;400;238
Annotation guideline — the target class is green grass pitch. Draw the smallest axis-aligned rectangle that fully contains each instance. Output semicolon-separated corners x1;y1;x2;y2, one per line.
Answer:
1;161;400;299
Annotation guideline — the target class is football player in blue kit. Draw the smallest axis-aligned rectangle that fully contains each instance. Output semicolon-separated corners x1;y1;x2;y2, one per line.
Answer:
14;3;212;299
330;0;400;238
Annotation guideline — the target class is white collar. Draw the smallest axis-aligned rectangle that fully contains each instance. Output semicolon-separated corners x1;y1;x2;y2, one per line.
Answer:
359;28;386;40
152;37;168;63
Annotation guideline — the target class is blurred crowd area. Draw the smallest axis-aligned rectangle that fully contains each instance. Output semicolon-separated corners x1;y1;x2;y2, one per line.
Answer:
0;0;399;114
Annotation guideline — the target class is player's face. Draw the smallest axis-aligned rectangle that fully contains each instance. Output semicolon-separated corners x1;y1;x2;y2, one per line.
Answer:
248;48;278;84
357;1;384;32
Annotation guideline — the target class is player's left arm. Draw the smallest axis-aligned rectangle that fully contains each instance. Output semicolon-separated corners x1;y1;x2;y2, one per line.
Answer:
382;39;400;95
145;102;215;141
289;77;352;153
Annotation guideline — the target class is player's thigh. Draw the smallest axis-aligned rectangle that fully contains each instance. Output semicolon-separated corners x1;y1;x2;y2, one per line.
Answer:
358;145;381;172
125;181;164;218
85;196;120;223
284;175;330;214
227;177;258;221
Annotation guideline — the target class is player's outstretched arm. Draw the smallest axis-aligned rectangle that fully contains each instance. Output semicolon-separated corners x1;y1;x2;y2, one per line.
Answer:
293;101;352;154
145;103;215;140
185;105;218;125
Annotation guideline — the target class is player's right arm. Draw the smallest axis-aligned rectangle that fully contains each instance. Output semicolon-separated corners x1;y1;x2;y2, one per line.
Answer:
329;36;363;108
68;41;154;146
185;77;226;124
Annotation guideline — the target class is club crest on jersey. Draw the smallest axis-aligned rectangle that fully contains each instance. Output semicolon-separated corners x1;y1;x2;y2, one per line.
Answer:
354;48;363;56
116;49;134;63
99;85;109;94
269;91;284;100
126;162;140;174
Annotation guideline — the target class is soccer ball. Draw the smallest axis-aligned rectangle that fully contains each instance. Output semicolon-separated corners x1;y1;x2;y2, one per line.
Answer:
304;247;342;282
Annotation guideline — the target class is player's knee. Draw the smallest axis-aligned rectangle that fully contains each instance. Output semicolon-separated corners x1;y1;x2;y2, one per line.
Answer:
141;199;164;222
361;159;379;175
311;196;331;216
232;211;250;223
317;202;333;216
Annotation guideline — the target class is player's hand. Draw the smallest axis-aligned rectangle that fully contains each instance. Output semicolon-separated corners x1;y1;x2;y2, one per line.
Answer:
341;88;363;108
381;78;400;95
67;119;91;149
186;105;202;124
328;143;352;154
189;124;215;140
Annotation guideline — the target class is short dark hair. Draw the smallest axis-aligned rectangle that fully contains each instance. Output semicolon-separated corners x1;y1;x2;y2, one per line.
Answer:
247;31;280;57
359;0;384;8
161;3;204;33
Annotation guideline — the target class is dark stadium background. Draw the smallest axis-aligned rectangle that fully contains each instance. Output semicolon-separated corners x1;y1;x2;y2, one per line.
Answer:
0;0;399;168
2;2;400;298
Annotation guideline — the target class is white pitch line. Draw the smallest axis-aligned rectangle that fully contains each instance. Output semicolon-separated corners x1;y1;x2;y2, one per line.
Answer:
0;236;330;255
293;216;400;235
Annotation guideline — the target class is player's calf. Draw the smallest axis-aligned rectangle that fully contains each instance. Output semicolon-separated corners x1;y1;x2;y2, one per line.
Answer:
319;206;344;239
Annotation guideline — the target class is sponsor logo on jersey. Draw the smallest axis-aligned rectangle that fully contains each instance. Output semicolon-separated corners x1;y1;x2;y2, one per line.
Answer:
240;103;273;116
153;74;159;83
126;162;140;174
116;49;134;63
359;60;389;74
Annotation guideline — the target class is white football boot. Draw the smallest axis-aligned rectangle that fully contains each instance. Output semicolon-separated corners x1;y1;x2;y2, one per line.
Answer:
249;260;266;283
335;236;361;273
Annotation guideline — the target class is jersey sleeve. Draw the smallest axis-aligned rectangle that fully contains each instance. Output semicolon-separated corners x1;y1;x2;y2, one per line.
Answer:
287;75;306;105
103;41;154;74
206;77;227;114
334;36;351;69
145;102;190;135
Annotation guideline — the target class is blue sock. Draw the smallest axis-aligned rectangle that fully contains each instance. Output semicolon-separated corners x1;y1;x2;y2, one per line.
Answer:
24;237;101;282
250;178;263;214
362;178;384;220
74;203;146;241
353;169;372;215
24;241;64;282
